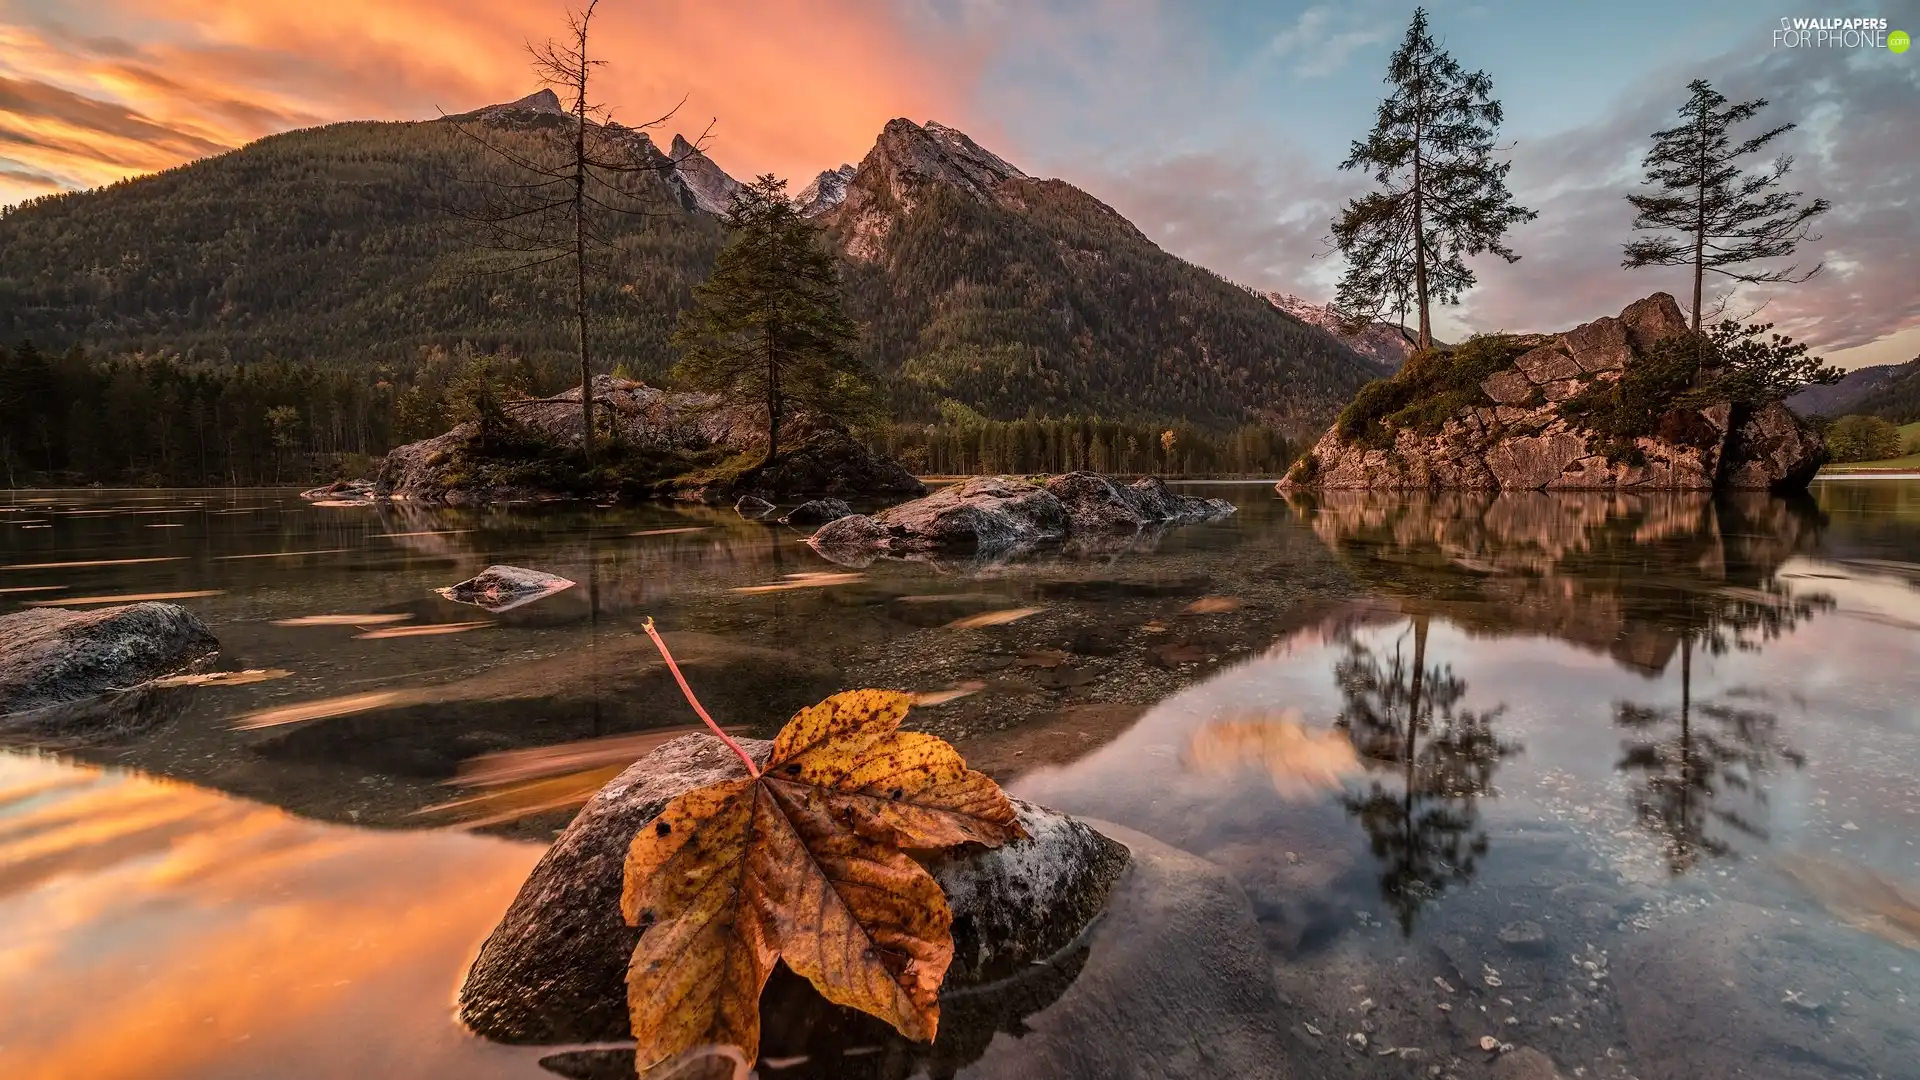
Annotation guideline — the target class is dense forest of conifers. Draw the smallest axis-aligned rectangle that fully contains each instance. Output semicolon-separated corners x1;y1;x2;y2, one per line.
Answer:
0;341;1297;486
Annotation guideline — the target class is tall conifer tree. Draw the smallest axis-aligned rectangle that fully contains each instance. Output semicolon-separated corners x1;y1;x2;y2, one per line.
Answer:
1331;7;1535;350
672;176;871;468
1623;79;1830;333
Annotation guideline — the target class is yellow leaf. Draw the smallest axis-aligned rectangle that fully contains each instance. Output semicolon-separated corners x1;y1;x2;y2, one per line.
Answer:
621;689;1025;1073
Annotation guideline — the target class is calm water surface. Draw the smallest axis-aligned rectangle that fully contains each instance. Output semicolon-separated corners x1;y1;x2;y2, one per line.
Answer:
2;482;1917;1079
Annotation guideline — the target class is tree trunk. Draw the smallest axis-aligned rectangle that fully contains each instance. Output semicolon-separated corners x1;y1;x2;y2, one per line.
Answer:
1690;132;1707;336
1410;63;1432;352
573;54;594;466
762;324;780;469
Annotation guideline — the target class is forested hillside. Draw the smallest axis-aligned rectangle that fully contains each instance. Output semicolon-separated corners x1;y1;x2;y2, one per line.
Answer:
0;117;725;377
1847;359;1920;423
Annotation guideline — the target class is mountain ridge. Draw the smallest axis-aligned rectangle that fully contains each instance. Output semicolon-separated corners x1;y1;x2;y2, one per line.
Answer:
0;97;1378;432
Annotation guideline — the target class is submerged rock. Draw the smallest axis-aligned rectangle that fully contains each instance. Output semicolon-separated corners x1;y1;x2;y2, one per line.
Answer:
777;497;855;527
808;473;1234;562
435;565;576;613
1615;900;1911;1080
298;478;377;504
457;732;1130;1045
1281;293;1829;493
733;494;775;518
0;603;219;716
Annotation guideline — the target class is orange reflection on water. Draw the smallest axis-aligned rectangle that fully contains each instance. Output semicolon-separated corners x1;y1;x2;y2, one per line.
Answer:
0;755;547;1080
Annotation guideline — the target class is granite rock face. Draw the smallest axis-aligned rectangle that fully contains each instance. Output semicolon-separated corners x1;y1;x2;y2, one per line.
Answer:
1281;294;1828;493
0;603;219;716
457;733;1130;1045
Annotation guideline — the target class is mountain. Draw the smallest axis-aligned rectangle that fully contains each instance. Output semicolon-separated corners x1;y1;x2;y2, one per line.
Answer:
1265;293;1422;371
0;100;1376;431
811;118;1376;428
0;100;724;375
1787;359;1920;418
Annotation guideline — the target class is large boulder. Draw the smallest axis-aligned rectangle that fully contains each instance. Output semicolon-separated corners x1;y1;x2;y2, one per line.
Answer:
0;603;218;716
1281;293;1827;493
457;733;1131;1045
1720;401;1829;491
534;820;1295;1080
1042;472;1236;530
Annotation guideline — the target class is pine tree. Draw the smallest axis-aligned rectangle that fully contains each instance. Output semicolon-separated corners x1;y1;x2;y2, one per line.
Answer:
447;0;708;464
672;176;871;468
1331;7;1535;350
1623;80;1830;332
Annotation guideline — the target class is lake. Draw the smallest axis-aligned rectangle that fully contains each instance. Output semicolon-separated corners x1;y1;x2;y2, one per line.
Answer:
2;481;1917;1080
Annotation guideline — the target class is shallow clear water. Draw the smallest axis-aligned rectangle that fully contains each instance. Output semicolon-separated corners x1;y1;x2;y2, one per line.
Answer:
2;482;1918;1079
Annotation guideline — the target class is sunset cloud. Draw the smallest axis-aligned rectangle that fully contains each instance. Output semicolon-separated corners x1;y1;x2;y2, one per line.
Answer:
0;0;984;203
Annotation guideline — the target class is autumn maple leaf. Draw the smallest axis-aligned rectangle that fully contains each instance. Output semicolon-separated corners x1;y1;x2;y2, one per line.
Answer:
621;622;1027;1075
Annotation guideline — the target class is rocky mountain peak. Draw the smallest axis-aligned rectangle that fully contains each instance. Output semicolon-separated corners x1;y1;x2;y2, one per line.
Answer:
510;89;565;115
824;119;1033;259
797;164;857;217
860;118;1027;206
666;134;743;215
447;88;569;126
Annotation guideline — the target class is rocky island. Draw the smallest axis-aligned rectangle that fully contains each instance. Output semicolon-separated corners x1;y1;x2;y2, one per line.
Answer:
1280;294;1828;493
373;375;926;505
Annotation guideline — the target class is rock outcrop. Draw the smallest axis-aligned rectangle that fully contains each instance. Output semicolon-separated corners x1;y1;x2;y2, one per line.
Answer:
457;732;1131;1045
1281;294;1829;493
808;472;1234;562
374;375;925;505
0;602;218;715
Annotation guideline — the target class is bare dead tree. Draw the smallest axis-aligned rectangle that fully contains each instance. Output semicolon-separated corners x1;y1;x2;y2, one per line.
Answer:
443;0;713;463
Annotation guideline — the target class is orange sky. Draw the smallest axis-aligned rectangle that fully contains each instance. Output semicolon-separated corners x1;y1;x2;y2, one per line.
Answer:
0;0;990;202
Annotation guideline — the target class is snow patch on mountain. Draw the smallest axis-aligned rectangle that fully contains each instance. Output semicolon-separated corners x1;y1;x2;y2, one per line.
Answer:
1266;293;1421;371
668;134;744;216
797;164;857;217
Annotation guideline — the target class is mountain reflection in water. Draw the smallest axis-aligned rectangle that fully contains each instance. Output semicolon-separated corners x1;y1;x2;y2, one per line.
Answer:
0;754;545;1080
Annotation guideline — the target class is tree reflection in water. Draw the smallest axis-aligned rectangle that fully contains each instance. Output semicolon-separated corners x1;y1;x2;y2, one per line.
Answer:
1334;615;1519;932
1614;634;1807;875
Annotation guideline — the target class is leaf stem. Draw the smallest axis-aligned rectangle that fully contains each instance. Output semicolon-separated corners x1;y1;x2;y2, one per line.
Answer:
642;617;760;778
